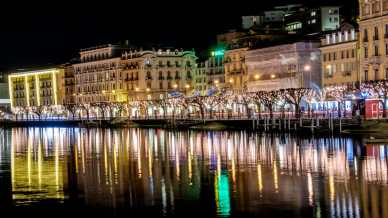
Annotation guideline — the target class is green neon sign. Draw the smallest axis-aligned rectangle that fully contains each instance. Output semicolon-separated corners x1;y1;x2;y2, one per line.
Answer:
211;49;225;57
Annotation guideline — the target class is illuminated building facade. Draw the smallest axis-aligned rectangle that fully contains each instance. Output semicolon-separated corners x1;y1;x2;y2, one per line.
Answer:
0;72;10;110
320;27;360;87
224;47;248;91
359;0;388;81
194;62;208;95
73;44;124;104
200;50;225;92
8;67;65;108
64;63;75;104
246;41;321;91
121;49;197;101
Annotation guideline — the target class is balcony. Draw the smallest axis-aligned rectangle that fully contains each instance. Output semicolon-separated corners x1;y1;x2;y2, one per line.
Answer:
368;56;383;64
145;76;152;80
374;35;379;41
175;76;181;80
158;76;165;80
167;76;173;80
363;37;368;42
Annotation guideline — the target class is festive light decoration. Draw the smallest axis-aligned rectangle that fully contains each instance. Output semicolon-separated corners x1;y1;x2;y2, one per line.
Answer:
9;80;388;120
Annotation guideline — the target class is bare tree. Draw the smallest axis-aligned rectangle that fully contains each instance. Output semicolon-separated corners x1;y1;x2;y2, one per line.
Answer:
280;88;313;119
65;103;78;120
254;90;280;119
30;105;46;120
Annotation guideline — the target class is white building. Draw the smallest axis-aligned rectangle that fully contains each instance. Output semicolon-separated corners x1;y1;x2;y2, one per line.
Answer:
246;41;321;91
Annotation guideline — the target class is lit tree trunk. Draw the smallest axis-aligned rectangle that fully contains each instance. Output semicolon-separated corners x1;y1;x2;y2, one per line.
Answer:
295;103;300;119
338;101;342;118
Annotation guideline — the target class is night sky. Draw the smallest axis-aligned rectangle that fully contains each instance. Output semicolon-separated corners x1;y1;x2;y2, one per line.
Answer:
1;0;357;70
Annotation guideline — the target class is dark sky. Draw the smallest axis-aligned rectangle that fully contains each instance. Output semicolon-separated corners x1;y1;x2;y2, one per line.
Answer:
1;0;357;70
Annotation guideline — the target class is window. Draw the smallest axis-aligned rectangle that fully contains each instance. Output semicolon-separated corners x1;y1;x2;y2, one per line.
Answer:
375;45;379;56
352;49;355;58
365;47;368;58
375;69;379;80
365;70;369;81
333;52;336;60
385;24;388;36
364;29;368;41
386;44;388;55
374;26;379;40
386;68;388;79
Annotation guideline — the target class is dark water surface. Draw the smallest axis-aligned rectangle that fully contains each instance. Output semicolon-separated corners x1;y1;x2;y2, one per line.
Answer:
0;128;387;217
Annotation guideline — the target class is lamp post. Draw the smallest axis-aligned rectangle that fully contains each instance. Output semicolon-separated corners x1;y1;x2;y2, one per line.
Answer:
304;65;311;88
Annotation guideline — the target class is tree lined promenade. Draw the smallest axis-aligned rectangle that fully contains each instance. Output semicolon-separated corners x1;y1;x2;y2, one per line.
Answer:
3;80;388;123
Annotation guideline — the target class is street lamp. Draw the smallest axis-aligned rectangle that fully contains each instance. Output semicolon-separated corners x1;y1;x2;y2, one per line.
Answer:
173;84;178;89
304;64;312;88
254;74;260;80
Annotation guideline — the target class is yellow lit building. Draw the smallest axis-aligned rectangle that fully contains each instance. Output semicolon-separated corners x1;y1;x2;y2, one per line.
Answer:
121;48;197;101
359;0;388;81
224;47;248;91
8;67;65;109
73;44;125;104
320;26;360;87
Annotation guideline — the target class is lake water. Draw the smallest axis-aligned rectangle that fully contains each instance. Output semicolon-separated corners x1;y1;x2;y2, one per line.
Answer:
0;128;387;217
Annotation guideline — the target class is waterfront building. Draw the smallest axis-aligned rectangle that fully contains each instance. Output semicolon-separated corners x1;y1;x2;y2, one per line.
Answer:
246;41;321;91
206;51;225;91
73;44;125;104
63;63;75;104
320;26;359;87
0;72;10;111
224;47;248;91
8;67;65;109
121;48;197;101
359;0;388;81
194;62;208;95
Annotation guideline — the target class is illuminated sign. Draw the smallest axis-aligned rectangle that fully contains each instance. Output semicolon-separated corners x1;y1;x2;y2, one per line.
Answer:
211;49;225;57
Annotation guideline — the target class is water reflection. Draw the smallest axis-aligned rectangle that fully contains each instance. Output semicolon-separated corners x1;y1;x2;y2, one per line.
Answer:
0;128;388;217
